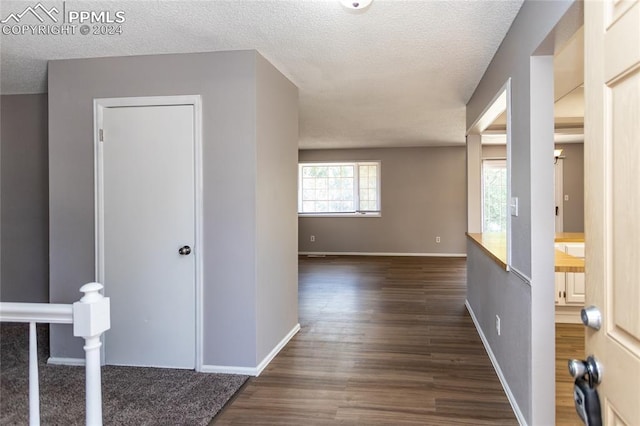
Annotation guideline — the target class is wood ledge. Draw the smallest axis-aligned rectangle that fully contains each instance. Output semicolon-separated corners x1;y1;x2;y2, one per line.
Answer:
466;232;507;270
466;232;585;273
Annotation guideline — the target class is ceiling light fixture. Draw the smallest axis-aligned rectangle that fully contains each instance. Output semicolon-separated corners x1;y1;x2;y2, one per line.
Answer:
340;0;373;11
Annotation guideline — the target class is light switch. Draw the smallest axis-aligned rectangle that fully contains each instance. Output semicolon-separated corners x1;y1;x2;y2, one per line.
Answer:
564;194;569;201
510;197;519;217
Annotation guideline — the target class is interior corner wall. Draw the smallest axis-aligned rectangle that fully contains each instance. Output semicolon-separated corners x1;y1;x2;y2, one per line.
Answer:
47;51;262;368
465;1;578;425
298;146;467;255
1;94;49;303
255;53;299;363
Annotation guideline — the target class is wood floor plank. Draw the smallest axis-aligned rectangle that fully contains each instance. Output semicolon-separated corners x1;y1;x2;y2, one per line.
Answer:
214;256;517;425
555;322;585;426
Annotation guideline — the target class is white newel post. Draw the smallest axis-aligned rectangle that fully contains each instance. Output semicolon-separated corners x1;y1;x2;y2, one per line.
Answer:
72;283;110;426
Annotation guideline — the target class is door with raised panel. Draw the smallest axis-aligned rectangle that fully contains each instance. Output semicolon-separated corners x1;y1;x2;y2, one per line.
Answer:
584;0;640;423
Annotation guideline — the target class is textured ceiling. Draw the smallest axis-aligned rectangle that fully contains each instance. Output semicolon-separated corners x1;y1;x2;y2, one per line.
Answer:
0;0;524;149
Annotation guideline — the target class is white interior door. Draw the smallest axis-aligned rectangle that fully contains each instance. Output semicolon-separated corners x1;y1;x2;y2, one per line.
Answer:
99;102;196;369
585;0;640;423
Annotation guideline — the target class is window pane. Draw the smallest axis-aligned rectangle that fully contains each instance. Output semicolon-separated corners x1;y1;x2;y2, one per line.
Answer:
482;160;507;232
358;164;378;211
299;164;355;213
299;162;379;214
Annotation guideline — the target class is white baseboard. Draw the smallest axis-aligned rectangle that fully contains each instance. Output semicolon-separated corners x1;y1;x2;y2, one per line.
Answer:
199;364;258;376
465;301;527;426
255;323;300;376
299;251;467;258
48;357;85;366
200;323;301;377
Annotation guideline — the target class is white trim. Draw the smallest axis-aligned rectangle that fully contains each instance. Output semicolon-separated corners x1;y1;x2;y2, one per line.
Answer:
510;266;532;285
466;79;513;269
0;303;73;324
299;251;467;258
299;212;381;218
47;357;85;366
466;80;509;135
93;95;203;370
504;79;513;270
465;301;527;426
200;323;301;377
255;323;300;376
199;364;259;376
298;161;381;215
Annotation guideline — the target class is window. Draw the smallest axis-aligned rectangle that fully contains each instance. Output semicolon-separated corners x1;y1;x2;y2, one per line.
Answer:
482;159;507;232
298;162;380;216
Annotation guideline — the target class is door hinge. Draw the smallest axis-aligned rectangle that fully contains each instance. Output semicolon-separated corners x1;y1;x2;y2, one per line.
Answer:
99;129;104;142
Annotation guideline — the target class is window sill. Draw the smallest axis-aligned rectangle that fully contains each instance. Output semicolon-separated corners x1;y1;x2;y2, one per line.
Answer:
298;212;381;218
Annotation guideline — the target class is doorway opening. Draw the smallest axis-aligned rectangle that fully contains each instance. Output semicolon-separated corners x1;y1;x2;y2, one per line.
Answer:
94;95;204;370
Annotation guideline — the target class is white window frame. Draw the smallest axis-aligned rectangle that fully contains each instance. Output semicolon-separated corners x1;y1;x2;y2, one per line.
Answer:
298;161;381;217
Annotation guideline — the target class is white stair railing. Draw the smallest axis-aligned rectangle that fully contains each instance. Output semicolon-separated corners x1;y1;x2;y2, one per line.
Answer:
0;283;110;426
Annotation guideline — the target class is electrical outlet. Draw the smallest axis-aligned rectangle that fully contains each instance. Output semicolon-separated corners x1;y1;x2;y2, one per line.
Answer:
495;315;501;336
436;236;441;243
310;235;315;242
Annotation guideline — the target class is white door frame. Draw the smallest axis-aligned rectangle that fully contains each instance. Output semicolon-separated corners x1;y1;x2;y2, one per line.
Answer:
93;95;204;371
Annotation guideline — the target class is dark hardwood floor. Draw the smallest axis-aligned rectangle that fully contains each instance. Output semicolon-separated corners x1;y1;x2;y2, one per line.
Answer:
555;323;584;426
215;256;517;425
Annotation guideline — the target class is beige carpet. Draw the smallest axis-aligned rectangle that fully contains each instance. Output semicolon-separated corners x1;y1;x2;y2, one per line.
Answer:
0;324;248;425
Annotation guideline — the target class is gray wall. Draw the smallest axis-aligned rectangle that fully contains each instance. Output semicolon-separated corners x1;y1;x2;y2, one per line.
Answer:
47;50;298;370
466;240;531;420
481;144;506;159
255;54;299;362
298;147;467;255
557;143;584;232
1;94;49;303
481;143;584;232
466;1;579;425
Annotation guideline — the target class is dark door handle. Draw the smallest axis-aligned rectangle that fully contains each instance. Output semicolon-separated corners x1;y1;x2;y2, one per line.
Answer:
178;245;191;256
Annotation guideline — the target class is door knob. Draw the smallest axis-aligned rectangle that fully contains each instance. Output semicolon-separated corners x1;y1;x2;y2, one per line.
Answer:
568;355;602;386
568;359;587;379
178;245;191;255
581;306;602;330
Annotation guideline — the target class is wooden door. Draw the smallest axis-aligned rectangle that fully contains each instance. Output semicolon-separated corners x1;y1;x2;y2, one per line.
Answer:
584;0;640;423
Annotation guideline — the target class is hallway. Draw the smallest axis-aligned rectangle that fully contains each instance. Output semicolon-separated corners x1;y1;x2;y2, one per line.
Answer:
215;256;517;425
